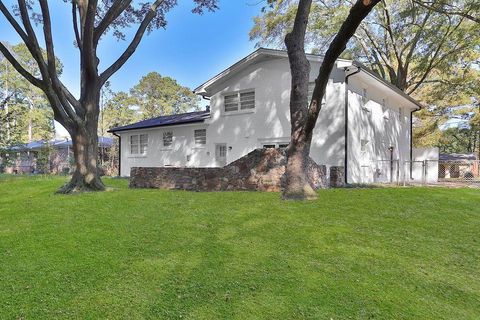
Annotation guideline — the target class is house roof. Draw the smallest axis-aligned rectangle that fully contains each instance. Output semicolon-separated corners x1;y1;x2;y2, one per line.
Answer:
439;153;477;161
194;47;422;110
108;110;210;133
5;137;114;151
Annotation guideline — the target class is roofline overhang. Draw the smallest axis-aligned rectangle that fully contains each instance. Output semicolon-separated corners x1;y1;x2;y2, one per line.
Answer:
351;61;423;110
194;47;352;96
108;119;207;133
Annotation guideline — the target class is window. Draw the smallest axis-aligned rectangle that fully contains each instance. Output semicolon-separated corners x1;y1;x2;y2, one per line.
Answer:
130;134;148;155
194;129;206;145
263;144;276;149
224;90;255;113
163;131;173;147
262;142;289;149
218;145;227;157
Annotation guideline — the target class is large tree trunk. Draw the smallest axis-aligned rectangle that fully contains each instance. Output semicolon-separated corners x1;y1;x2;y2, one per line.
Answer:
282;0;380;200
282;0;317;200
57;93;105;194
58;126;105;193
283;139;317;200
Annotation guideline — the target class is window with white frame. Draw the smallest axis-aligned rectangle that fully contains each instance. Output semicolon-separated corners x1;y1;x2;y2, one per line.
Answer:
163;131;173;147
194;129;206;146
224;90;255;113
130;133;148;155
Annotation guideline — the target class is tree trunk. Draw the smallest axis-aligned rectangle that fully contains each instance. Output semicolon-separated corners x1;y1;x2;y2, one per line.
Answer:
282;0;317;200
57;95;105;194
283;139;317;200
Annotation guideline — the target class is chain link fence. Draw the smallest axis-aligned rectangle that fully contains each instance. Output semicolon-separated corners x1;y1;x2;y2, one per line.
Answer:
364;159;480;186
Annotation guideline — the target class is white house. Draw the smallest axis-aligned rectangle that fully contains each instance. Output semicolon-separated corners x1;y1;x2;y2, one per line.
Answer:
109;48;422;184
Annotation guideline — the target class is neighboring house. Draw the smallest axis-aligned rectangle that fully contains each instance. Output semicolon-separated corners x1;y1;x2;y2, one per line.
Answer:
109;48;422;184
438;153;478;180
0;137;114;174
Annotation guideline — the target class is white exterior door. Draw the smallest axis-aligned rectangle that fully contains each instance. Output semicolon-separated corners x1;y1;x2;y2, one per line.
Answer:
215;144;227;167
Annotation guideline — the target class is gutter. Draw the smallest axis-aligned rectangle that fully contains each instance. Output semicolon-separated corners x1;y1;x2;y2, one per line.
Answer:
112;132;121;177
344;66;361;185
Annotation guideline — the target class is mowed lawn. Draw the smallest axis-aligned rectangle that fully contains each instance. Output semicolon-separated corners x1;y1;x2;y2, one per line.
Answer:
0;175;479;319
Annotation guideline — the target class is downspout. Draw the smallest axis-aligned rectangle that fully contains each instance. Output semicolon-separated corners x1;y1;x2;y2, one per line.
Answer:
112;132;121;177
344;66;361;185
410;107;420;179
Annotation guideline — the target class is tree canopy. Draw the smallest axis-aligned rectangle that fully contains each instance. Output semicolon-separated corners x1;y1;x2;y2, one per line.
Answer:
131;72;199;119
251;0;479;94
0;43;58;148
0;0;218;192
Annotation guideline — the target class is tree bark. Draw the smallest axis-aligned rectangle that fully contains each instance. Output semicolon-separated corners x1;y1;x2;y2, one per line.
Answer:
57;92;105;193
283;0;380;200
282;0;317;200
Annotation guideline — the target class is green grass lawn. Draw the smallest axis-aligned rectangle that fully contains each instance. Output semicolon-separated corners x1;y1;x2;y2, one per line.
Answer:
0;175;479;319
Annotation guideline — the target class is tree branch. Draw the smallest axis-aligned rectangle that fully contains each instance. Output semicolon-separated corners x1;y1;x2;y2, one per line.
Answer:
414;0;479;23
72;2;83;49
305;0;381;134
99;0;164;85
0;42;44;89
39;0;83;122
93;0;133;45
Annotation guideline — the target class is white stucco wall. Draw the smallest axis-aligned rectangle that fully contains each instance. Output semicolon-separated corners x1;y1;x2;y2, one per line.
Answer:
117;54;419;182
346;73;417;184
118;56;346;177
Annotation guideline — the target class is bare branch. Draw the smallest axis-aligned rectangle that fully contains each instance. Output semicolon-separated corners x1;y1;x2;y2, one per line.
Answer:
99;0;164;85
39;0;82;122
414;0;479;23
0;42;44;89
306;0;381;134
93;0;133;45
72;2;82;49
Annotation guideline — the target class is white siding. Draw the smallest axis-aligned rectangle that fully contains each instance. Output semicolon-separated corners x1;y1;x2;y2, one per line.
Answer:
346;73;414;184
117;53;419;182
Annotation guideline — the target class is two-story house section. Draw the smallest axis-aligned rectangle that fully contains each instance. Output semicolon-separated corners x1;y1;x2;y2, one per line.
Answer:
109;48;421;184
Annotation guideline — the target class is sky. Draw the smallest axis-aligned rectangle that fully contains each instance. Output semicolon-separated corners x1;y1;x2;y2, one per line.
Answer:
0;0;266;137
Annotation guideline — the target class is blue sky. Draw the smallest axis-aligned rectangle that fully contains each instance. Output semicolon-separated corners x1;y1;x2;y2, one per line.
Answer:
0;0;264;97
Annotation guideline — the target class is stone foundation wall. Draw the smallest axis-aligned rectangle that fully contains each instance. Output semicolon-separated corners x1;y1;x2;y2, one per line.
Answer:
130;148;327;192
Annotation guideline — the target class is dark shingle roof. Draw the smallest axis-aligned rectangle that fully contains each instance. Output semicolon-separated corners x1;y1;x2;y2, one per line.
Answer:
108;110;210;133
439;153;477;161
5;137;114;151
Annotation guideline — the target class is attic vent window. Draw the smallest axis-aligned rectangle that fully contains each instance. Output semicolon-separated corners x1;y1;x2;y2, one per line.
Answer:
224;90;255;113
